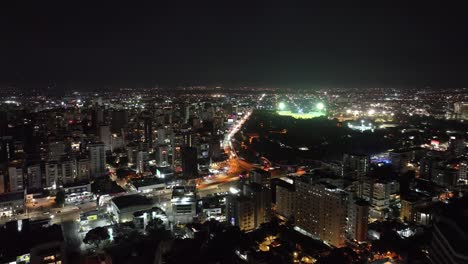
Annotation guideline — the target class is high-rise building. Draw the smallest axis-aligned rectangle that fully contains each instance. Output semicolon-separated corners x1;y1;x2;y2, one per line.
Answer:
156;145;169;167
243;183;271;227
453;101;468;120
136;151;149;174
8;161;24;192
342;153;369;180
226;195;255;231
181;147;198;178
144;117;153;148
275;177;295;219
48;141;65;161
346;199;369;244
76;158;90;182
0;136;15;163
61;158;77;185
429;216;468;264
26;163;42;190
448;136;466;156
99;125;111;151
362;179;400;219
45;161;60;188
89;142;106;178
459;160;467;182
294;176;348;247
157;128;166;145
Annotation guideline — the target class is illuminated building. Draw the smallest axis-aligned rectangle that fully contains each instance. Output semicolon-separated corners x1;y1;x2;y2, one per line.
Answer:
136;151;149;173
8;161;24;192
293;176;348;247
243;183;271;228
342;153;369;181
60;158;77;185
89;142;106;178
45;161;59;188
226;182;271;231
361;179;399;219
144;117;153;148
169;186;196;224
156;144;169;167
30;241;68;264
76;158;90;182
400;193;432;225
110;194;154;223
99;124;111;151
275;177;295;219
26;163;42;190
226;195;255;231
0;191;24;217
453;101;468;120
346;199;369;243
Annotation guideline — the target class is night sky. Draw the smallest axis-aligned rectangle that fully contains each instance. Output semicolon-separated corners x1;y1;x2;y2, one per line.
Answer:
2;2;468;89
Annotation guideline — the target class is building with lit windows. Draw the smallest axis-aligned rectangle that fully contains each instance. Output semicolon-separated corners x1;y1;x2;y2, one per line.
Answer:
293;175;348;247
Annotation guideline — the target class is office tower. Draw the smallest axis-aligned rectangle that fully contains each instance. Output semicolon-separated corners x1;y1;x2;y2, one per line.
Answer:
99;125;111;151
275;177;295;219
294;176;348;247
61;158;77;185
156;144;169;167
136;151;149;174
111;110;128;133
8;161;24;192
45;161;60;188
27;163;42;190
144;117;153;148
343;153;370;180
226;195;255;231
77;158;90;182
181;147;198;178
346;199;369;243
89;142;106;178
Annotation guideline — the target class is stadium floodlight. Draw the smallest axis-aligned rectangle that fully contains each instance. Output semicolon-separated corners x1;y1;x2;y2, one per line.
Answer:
316;102;325;111
278;102;286;110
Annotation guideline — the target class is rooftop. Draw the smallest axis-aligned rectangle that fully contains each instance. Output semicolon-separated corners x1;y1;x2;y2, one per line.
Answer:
112;194;153;210
0;191;24;203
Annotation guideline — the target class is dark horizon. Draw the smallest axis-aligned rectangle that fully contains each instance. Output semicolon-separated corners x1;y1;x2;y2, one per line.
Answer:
2;2;468;89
